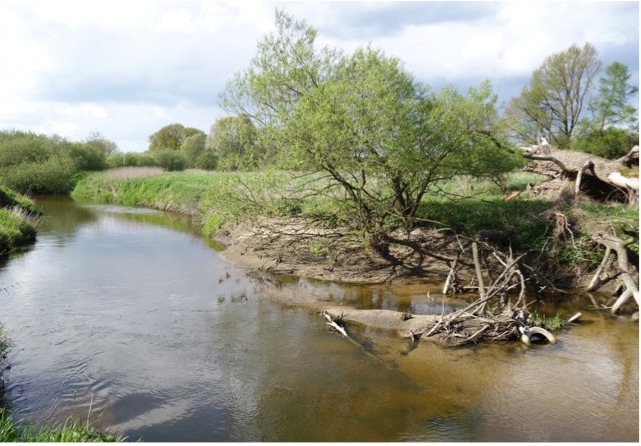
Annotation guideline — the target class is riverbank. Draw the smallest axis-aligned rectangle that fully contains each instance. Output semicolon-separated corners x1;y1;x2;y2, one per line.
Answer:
71;169;637;292
0;187;38;255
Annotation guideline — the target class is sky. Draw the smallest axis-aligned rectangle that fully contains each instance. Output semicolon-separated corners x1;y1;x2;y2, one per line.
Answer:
0;0;638;153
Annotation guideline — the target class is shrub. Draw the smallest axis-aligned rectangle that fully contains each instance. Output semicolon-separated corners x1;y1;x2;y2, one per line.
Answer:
574;127;638;159
0;130;108;194
152;150;187;171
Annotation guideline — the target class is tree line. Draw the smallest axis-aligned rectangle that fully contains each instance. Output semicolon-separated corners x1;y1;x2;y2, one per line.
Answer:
143;12;638;171
0;10;636;200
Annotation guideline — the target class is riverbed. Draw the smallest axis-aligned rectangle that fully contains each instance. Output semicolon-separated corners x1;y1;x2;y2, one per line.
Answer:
0;197;637;441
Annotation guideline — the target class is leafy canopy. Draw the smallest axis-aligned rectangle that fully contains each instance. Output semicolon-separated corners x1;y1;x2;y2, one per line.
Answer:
221;9;519;237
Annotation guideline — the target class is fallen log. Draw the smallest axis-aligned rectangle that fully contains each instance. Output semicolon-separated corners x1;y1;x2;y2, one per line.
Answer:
521;144;638;203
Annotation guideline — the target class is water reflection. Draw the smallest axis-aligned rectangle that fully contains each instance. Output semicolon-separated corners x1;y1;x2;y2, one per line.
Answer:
0;197;636;442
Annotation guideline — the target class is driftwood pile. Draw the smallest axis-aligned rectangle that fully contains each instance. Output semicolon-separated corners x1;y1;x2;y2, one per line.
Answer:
323;239;560;348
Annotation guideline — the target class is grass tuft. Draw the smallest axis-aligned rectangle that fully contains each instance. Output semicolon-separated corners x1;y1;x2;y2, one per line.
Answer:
0;408;125;442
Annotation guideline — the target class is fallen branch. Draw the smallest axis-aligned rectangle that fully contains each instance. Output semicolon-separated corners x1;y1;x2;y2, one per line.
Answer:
323;312;348;337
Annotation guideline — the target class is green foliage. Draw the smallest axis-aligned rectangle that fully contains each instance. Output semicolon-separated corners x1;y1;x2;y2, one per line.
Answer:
0;130;107;194
573;126;637;159
506;43;601;147
206;115;260;170
589;61;639;132
148;123;205;152
84;132;118;155
0;186;37;213
0;157;77;195
194;150;218;170
578;202;639;256
531;312;564;332
308;241;330;258
0;409;123;442
152;150;187;171
221;10;518;238
418;197;552;252
0;186;38;254
503;172;549;192
180;133;207;168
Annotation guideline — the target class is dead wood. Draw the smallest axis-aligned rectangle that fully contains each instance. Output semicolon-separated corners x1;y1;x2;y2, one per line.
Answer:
589;232;640;314
522;144;638;204
322;241;558;348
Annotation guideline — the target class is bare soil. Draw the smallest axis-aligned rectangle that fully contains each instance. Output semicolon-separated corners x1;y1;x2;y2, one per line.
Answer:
216;218;462;285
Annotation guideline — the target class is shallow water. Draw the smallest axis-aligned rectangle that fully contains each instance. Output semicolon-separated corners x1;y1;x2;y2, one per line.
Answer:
0;197;637;441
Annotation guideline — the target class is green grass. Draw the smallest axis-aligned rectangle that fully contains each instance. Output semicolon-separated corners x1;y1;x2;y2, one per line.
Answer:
417;198;553;252
0;186;38;255
0;408;124;442
0;186;38;213
72;168;330;237
72;169;637;276
531;312;564;332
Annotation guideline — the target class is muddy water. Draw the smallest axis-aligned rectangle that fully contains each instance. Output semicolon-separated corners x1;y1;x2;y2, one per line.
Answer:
0;197;637;441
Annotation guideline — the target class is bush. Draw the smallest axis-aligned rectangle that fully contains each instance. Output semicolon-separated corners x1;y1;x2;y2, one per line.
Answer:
574;127;638;159
152;150;187;171
0;157;77;194
194;150;218;170
0;130;108;194
107;152;159;169
61;142;107;171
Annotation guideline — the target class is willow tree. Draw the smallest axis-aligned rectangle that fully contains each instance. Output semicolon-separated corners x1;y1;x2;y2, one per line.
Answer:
220;9;519;252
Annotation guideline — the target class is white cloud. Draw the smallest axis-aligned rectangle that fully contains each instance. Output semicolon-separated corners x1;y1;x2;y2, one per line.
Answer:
0;1;637;152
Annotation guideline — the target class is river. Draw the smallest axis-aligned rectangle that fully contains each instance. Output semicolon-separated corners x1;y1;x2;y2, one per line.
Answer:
0;197;637;441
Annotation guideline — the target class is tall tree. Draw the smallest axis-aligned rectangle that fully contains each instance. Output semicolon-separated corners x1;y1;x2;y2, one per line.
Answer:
219;9;340;130
180;133;207;168
590;61;638;132
507;43;602;148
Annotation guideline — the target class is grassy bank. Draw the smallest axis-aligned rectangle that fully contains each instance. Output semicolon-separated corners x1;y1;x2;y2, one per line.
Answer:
72;168;556;247
71;168;637;284
71;168;328;237
0;186;38;255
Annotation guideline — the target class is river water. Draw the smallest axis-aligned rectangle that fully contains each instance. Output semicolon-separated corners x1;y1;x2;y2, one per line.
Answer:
0;197;637;441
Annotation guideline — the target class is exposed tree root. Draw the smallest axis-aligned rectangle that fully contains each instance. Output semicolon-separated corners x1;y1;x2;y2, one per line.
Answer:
589;232;640;314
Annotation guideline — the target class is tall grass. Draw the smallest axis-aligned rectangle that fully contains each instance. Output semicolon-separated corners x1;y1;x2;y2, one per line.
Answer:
0;408;124;442
0;186;38;255
72;169;322;237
